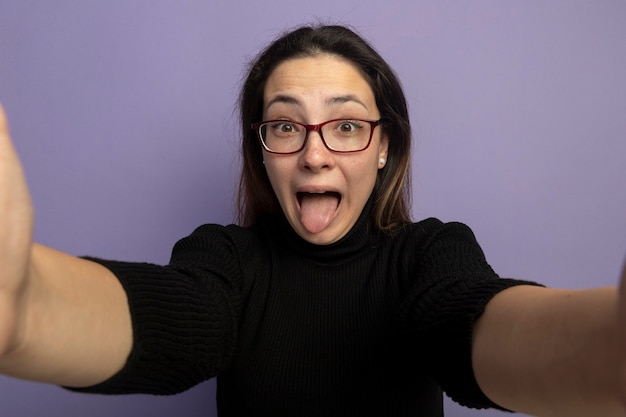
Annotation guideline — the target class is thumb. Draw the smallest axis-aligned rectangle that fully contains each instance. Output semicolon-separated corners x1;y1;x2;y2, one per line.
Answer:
0;103;19;161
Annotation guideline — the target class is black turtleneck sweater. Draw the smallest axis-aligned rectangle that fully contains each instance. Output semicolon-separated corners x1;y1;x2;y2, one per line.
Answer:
73;205;538;416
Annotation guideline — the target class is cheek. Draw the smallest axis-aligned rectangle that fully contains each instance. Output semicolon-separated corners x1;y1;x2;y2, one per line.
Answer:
264;163;280;191
264;158;291;197
344;158;380;194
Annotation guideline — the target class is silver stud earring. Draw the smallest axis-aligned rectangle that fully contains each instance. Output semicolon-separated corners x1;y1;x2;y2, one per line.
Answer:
379;158;386;165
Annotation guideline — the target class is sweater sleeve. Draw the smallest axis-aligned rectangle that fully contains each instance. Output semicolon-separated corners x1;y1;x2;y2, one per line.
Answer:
399;219;542;410
68;224;248;396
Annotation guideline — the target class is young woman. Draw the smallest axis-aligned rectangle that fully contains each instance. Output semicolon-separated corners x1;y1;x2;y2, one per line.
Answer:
1;24;625;417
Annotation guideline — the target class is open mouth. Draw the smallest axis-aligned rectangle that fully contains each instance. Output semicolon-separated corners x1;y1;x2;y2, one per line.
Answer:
296;191;341;206
296;191;342;234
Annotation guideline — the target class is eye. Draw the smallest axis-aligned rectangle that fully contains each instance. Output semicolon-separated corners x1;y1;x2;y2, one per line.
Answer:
270;122;300;135
336;120;363;135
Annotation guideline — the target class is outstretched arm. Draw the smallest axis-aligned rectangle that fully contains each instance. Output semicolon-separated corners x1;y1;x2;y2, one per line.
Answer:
0;105;132;387
472;262;626;416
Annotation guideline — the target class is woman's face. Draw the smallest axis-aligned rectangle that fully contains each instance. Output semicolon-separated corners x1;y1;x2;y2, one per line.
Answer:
261;54;388;245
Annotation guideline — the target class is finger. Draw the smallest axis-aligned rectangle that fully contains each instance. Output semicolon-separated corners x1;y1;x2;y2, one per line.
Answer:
0;103;10;140
0;102;6;127
0;103;18;160
0;102;32;230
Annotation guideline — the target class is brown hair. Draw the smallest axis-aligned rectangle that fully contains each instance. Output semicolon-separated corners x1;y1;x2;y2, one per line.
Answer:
237;24;412;231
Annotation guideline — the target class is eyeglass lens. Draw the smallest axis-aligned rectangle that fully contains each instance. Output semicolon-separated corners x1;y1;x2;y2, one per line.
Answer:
258;119;376;153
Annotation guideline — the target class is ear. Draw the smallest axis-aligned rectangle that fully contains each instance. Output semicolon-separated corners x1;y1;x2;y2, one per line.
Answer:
378;133;389;169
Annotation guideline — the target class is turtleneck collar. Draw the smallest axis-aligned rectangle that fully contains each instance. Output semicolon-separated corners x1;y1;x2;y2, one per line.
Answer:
268;195;380;263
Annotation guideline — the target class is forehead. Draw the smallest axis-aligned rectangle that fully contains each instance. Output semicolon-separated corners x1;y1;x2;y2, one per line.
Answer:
263;54;376;110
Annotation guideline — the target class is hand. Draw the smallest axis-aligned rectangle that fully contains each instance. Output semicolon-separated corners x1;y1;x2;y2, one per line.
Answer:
0;104;34;355
0;106;132;384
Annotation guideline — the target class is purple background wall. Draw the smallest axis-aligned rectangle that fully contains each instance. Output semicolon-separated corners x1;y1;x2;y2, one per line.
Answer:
1;1;625;416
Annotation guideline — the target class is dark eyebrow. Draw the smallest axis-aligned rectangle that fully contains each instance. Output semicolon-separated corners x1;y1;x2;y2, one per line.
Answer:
326;94;368;109
264;94;369;112
265;95;301;112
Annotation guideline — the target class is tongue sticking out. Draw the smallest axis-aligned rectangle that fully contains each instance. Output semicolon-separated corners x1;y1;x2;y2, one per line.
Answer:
299;192;340;234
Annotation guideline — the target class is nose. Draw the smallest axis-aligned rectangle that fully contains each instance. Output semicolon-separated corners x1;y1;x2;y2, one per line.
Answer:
299;130;333;171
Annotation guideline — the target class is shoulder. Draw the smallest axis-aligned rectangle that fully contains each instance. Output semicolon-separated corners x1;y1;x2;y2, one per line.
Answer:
389;218;482;253
384;218;497;292
169;223;267;270
174;222;263;249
